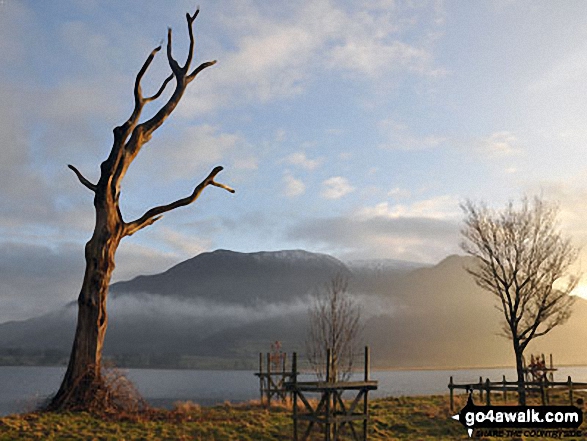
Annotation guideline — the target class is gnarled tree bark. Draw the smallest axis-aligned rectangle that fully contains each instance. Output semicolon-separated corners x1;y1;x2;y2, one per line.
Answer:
48;8;234;411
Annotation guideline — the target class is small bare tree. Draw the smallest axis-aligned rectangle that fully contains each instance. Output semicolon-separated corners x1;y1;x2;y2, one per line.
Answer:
306;274;362;382
48;8;234;411
461;196;579;405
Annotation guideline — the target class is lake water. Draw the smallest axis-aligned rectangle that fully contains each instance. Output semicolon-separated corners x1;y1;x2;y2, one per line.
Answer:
3;365;587;416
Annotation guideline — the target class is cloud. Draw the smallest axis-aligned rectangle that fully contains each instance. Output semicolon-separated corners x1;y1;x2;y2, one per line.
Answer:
329;40;436;79
0;237;194;324
179;0;446;115
0;242;84;323
287;196;461;262
104;122;245;226
231;156;259;170
179;7;322;115
43;78;123;129
321;177;354;199
165;124;242;177
537;179;587;247
388;187;411;199
288;215;459;263
528;45;587;95
282;152;322;170
324;1;446;79
0;3;157;235
357;195;460;220
0;83;96;241
0;1;451;325
478;131;522;158
0;238;195;320
283;172;306;197
0;90;41;197
150;227;213;259
378;119;446;151
112;241;180;282
110;293;309;324
0;1;35;64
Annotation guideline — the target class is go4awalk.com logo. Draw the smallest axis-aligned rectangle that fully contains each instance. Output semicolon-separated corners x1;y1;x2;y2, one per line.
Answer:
451;394;583;438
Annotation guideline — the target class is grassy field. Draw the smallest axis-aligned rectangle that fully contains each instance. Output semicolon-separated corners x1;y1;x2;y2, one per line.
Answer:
0;394;585;440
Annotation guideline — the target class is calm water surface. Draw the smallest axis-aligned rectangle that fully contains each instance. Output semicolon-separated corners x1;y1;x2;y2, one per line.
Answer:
3;365;587;416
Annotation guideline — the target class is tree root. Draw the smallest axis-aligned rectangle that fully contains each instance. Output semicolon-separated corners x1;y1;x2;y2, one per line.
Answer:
44;362;149;415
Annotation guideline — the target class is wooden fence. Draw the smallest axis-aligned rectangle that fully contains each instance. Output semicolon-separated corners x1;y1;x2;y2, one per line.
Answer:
285;347;378;441
448;375;587;411
255;352;296;407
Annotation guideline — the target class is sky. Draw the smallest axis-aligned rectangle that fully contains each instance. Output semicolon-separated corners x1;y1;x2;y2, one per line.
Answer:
1;0;587;322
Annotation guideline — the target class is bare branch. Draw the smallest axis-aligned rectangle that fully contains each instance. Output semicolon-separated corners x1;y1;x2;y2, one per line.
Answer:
211;180;235;193
144;73;174;103
135;46;162;102
183;8;200;71
123;45;163;132
123;166;233;237
166;27;181;76
68;164;97;192
134;9;216;141
187;60;217;83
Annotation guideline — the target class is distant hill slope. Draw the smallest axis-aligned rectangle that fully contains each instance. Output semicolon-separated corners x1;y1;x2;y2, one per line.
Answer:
110;249;350;304
1;250;586;369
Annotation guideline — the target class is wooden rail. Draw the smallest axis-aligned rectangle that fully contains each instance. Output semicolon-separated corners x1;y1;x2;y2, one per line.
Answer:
448;375;587;411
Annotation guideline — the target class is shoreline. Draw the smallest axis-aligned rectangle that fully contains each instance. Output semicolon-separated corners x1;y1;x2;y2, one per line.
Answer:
4;363;587;371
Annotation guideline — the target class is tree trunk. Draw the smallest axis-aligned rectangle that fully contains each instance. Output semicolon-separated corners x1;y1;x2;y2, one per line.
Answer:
48;8;232;412
514;342;526;406
48;206;122;411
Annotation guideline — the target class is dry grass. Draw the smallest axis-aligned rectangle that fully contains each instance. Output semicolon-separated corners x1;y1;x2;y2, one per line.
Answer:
2;388;585;440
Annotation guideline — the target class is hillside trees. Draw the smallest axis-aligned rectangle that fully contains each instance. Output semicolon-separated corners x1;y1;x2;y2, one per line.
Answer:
48;8;234;411
460;197;578;405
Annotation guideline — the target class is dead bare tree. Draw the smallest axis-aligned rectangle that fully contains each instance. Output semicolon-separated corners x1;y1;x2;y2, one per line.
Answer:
460;196;579;405
48;8;234;411
306;274;362;382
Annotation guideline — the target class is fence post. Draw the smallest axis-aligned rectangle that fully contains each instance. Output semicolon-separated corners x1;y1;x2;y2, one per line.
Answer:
479;376;484;402
267;352;272;406
364;346;370;441
325;371;331;441
259;352;264;406
292;352;298;441
568;376;573;406
449;376;454;412
540;378;546;406
326;348;332;383
485;379;491;406
502;375;507;403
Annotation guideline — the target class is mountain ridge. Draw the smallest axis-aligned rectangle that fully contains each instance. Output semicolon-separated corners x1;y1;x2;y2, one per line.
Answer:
110;248;351;304
1;250;585;370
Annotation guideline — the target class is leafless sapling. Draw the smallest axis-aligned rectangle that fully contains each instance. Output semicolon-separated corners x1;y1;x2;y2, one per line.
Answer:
306;274;363;382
